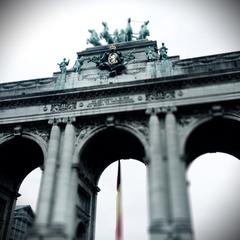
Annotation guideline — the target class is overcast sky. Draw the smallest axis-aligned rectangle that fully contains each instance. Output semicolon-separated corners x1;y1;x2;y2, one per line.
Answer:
1;0;240;239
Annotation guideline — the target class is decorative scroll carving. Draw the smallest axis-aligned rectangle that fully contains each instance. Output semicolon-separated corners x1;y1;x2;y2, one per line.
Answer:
27;128;50;143
146;90;175;101
50;102;77;112
118;118;149;143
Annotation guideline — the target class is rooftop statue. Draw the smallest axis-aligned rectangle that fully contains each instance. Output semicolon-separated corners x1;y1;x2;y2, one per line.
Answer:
145;46;158;61
138;20;150;40
118;29;126;42
100;22;114;44
87;29;101;46
125;18;133;41
159;42;168;60
86;18;151;46
113;29;120;43
113;29;126;43
57;58;69;73
72;56;84;73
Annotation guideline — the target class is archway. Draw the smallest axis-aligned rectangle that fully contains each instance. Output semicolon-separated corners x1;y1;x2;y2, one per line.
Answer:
95;159;148;239
184;117;240;165
0;136;44;239
77;126;147;239
187;153;240;240
184;117;240;240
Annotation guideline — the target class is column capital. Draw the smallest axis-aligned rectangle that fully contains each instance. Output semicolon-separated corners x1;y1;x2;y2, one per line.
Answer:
62;116;76;124
145;107;161;115
162;106;177;114
48;118;62;125
48;117;76;125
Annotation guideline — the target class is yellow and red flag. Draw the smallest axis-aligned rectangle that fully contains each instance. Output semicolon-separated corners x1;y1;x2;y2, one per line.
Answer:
115;160;123;240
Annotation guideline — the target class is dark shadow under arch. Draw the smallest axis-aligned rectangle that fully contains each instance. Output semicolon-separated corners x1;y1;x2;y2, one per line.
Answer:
80;126;146;183
185;117;240;166
0;136;44;239
0;136;44;188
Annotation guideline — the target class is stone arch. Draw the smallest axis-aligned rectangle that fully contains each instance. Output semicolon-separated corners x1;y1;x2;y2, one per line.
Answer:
74;124;147;239
0;133;44;239
183;115;240;166
78;124;147;183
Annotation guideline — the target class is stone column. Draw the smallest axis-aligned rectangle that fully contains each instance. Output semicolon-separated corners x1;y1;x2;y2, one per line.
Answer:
66;155;79;239
51;117;76;233
147;108;170;240
35;120;61;226
165;107;193;239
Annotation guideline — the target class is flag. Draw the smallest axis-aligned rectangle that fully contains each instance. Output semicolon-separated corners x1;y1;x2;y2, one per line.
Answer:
115;160;123;240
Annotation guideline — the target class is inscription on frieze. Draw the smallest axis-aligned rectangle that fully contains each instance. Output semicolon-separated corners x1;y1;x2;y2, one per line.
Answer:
50;102;77;112
78;94;146;109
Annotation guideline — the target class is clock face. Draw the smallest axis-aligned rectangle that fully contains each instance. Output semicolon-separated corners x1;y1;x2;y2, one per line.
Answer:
108;52;119;65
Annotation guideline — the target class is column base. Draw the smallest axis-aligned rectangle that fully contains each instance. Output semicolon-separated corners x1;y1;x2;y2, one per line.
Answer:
149;219;194;240
27;224;69;240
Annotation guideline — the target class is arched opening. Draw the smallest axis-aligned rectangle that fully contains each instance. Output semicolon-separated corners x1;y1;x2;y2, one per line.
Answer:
185;117;240;240
16;168;42;211
0;136;44;239
78;126;147;239
95;160;148;239
80;126;146;183
185;117;240;166
187;153;240;240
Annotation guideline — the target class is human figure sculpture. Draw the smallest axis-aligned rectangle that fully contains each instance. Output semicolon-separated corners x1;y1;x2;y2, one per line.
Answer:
138;20;150;40
125;18;133;41
113;29;120;43
100;22;114;44
118;29;126;42
87;29;101;46
72;56;84;73
57;58;69;73
159;42;168;60
145;46;158;61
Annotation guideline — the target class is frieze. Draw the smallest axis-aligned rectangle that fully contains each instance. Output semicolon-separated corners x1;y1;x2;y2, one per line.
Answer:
50;102;77;112
146;90;175;101
78;94;146;110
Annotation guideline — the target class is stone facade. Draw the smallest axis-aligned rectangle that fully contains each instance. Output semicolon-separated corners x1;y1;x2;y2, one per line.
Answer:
0;40;240;239
10;205;35;240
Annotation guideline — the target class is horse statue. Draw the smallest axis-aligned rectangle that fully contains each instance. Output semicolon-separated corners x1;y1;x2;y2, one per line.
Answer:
100;22;114;44
86;29;101;46
138;20;150;40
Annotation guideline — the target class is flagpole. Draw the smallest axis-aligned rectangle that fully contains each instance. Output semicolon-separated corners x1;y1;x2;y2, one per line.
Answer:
115;160;123;240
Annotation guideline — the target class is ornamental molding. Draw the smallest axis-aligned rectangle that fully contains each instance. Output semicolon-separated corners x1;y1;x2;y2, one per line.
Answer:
1;71;240;112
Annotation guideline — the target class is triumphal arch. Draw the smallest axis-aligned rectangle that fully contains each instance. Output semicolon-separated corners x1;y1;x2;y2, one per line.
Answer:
0;22;240;239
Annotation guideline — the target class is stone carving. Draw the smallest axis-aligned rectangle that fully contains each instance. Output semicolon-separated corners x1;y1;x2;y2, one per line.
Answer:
100;22;114;44
72;56;84;73
146;90;175;101
88;45;135;77
57;58;70;73
159;43;168;61
31;128;49;142
113;29;125;43
145;46;158;62
86;18;150;46
138;20;150;40
50;102;77;112
86;29;101;46
119;118;149;144
13;125;22;136
125;18;133;41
